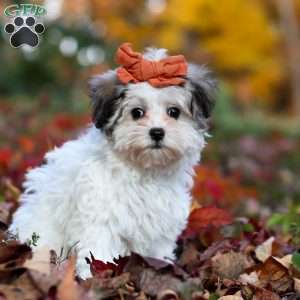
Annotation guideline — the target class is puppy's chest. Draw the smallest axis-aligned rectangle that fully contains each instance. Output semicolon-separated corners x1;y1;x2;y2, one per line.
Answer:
109;173;190;238
76;163;191;236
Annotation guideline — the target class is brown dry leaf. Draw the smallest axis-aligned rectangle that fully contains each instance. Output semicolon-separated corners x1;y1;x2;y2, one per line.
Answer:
178;242;199;269
0;242;32;284
88;272;131;299
24;246;51;275
251;287;280;300
3;179;21;201
294;277;300;293
0;241;31;265
219;296;243;300
137;268;182;297
211;251;253;279
177;277;203;300
257;256;293;293
273;254;292;269
0;264;27;284
135;291;148;300
26;269;60;296
0;272;44;300
157;289;179;300
134;291;148;300
0;202;12;228
240;285;254;299
271;237;294;258
199;240;234;263
57;256;79;300
255;237;274;262
239;271;259;286
194;290;210;300
50;258;72;281
91;272;130;290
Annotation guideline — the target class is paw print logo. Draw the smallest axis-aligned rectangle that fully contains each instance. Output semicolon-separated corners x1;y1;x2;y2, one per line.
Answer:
4;16;45;48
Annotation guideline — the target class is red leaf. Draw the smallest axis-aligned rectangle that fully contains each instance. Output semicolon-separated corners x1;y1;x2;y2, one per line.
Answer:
0;148;13;168
188;206;233;231
86;252;116;276
205;179;224;201
18;136;35;154
113;256;129;275
53;114;76;131
86;253;128;276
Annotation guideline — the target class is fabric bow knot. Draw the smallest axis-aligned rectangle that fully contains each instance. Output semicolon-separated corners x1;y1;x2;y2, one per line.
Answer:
116;42;187;87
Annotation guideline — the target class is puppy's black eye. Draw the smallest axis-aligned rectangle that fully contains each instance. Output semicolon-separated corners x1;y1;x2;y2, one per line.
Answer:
167;107;180;119
131;108;145;120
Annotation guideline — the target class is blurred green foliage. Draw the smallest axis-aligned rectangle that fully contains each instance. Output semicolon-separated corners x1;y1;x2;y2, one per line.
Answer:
0;19;113;112
213;85;300;138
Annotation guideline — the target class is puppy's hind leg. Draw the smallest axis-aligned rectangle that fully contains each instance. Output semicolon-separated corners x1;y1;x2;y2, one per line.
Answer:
9;202;64;255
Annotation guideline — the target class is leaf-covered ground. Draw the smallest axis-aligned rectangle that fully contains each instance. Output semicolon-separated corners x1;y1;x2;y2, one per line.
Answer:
0;202;300;300
1;101;300;299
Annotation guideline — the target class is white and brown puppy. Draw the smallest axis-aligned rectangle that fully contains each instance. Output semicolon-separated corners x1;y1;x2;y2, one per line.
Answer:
9;43;217;279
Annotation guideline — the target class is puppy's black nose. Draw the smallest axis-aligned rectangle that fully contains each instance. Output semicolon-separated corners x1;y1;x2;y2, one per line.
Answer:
149;127;165;142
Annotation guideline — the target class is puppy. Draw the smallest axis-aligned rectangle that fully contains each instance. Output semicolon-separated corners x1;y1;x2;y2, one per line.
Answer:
9;43;217;279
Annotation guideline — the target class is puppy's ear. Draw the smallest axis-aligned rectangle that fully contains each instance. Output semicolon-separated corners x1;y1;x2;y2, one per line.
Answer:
89;70;126;131
186;64;218;124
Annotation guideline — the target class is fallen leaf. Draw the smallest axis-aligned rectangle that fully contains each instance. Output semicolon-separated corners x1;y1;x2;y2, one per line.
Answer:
0;242;31;265
0;267;27;283
239;271;259;286
0;202;14;227
294;277;300;293
212;251;253;279
2;179;21;200
157;289;179;300
18;136;35;153
141;256;172;271
188;207;233;231
255;236;274;262
24;246;51;275
178;242;199;270
273;254;292;269
199;240;234;263
218;296;243;300
0;148;13;168
124;253;185;278
26;269;60;297
57;256;79;300
0;272;44;300
240;285;254;299
86;252;118;276
137;268;183;297
0;241;32;283
178;277;204;299
251;286;280;300
256;256;293;293
53;114;77;131
135;291;148;300
271;238;295;258
90;272;131;298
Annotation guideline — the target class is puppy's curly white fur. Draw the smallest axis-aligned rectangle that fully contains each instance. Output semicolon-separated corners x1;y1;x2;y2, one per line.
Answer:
9;47;217;279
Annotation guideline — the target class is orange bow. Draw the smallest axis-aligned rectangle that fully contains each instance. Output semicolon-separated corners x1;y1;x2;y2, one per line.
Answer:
115;43;187;87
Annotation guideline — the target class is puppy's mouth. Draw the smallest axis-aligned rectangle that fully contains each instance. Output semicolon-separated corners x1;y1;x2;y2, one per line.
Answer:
122;142;183;169
150;142;163;149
